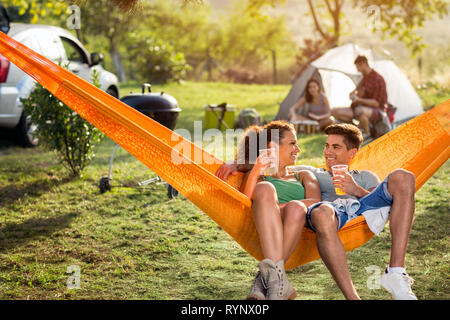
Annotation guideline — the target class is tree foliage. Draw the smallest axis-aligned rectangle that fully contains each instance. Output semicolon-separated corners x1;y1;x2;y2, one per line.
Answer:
246;0;448;57
126;30;191;84
218;4;295;70
121;0;296;80
1;0;68;23
356;0;448;55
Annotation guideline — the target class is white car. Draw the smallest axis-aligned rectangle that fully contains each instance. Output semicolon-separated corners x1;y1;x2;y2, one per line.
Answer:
0;23;120;147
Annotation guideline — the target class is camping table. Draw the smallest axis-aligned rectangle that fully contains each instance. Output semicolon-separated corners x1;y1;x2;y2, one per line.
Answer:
291;119;320;134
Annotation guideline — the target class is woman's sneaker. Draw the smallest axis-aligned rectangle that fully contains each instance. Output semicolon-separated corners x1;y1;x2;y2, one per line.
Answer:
246;271;266;300
380;268;418;300
259;259;296;300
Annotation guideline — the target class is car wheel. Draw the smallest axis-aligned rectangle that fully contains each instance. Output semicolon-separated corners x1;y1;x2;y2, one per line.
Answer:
15;112;39;147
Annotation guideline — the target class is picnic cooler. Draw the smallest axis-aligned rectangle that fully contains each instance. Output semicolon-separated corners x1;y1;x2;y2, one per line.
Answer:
204;103;236;130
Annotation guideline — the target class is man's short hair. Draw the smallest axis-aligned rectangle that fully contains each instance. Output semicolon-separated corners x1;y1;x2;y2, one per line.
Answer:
354;55;369;66
324;124;363;150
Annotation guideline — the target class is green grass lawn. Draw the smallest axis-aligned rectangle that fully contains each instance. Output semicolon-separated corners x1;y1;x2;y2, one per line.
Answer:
0;81;448;300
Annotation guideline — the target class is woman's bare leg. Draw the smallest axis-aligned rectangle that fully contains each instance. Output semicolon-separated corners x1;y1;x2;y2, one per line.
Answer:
252;182;284;262
280;200;308;261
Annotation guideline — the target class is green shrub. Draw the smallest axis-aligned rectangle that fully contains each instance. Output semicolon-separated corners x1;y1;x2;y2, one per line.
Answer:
127;31;191;84
416;81;450;110
21;70;105;177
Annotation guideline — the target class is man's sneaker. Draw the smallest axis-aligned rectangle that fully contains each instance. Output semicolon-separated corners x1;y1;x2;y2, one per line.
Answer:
380;268;418;300
246;271;266;300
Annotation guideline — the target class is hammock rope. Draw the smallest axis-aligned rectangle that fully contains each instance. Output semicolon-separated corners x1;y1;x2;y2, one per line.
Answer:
0;31;448;269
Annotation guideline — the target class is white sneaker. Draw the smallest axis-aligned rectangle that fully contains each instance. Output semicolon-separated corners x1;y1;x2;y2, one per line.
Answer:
380;268;418;300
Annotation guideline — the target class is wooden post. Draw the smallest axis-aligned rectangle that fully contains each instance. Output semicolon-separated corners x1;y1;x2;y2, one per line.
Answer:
418;56;422;82
272;49;277;84
207;48;212;81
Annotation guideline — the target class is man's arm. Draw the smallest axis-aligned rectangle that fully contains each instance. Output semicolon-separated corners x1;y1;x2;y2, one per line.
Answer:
355;76;387;109
236;163;254;172
349;184;375;198
298;170;322;206
215;161;254;181
333;171;379;199
354;96;379;108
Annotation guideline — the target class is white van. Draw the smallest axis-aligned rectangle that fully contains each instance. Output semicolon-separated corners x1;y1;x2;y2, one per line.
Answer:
0;23;119;146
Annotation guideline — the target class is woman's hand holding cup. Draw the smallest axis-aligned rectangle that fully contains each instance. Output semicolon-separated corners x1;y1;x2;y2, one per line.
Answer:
258;148;277;176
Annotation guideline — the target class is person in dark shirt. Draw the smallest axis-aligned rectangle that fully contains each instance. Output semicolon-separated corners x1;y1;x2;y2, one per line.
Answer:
331;55;388;139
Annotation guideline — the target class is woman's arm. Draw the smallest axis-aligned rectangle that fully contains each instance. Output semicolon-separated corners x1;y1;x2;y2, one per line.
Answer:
298;170;321;206
241;154;270;198
241;167;263;199
308;112;331;121
289;97;306;119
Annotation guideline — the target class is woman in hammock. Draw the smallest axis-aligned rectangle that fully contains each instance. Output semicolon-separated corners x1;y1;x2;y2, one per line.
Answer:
238;121;321;300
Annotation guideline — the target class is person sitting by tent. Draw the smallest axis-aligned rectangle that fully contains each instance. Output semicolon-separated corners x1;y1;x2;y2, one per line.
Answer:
288;78;334;131
331;55;388;140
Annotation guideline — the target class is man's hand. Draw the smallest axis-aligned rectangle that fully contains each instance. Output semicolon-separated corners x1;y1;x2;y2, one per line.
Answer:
353;97;379;109
216;162;238;181
332;171;370;198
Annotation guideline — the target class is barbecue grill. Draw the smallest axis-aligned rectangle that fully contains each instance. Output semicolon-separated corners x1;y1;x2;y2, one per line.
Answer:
99;83;181;198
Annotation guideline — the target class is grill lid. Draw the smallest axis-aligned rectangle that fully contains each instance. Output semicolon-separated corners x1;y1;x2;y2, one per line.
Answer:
120;83;181;113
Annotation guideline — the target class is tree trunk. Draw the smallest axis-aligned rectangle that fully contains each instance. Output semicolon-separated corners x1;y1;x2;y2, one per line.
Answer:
307;0;342;45
272;49;277;84
109;40;126;82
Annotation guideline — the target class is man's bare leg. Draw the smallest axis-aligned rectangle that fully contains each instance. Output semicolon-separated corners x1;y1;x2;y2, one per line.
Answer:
331;107;354;123
310;204;360;300
386;169;416;267
354;106;373;136
319;118;334;131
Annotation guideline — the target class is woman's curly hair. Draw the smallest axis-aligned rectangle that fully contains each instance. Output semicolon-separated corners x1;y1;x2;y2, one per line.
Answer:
236;121;295;164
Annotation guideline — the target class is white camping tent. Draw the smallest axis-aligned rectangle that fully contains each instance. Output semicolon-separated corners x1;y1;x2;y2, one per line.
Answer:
275;43;423;125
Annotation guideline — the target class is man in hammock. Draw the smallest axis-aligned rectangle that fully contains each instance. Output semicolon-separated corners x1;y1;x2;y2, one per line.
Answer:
216;123;417;300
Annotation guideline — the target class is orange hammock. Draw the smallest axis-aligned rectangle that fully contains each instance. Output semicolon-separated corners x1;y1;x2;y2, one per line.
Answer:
1;32;448;270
